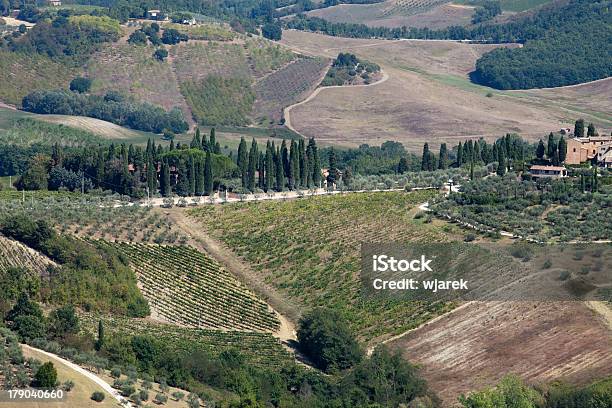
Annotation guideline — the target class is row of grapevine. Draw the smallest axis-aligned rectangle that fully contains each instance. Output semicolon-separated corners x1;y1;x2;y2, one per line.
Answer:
79;313;292;368
0;235;55;274
95;241;280;332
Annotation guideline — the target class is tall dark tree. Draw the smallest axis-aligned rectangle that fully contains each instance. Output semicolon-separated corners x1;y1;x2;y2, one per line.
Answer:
456;142;463;167
281;140;290;178
175;160;190;196
558;136;567;163
258;152;265;189
146;159;157;196
547;132;557;159
247;138;258;192
204;151;213;196
298;139;306;188
289;140;299;190
421;143;430;171
210;128;220;154
265;142;274;192
190;131;201;149
275;146;285;191
188;155;196;196
587;123;596;137
327;147;339;185
195;159;204;195
574;119;585;137
438;143;448;169
237;137;248;188
397;157;408;174
160;162;171;197
536;140;545;160
95;320;104;351
310;138;321;187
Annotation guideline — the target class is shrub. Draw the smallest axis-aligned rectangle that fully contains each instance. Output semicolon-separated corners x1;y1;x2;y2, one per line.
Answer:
297;308;362;372
154;393;168;404
91;391;105;402
34;362;57;388
69;77;92;93
110;367;122;378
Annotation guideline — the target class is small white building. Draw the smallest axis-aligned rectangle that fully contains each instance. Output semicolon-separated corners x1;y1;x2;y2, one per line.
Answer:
528;165;568;179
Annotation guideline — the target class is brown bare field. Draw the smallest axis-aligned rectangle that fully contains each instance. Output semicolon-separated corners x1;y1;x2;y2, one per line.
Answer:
280;30;611;152
307;1;474;29
387;301;612;406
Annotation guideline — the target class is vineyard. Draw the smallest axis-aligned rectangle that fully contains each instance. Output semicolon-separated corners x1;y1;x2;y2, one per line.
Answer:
381;0;450;17
253;57;329;123
189;190;457;342
180;76;255;126
245;38;296;77
94;241;280;332
79;313;292;368
0;235;56;274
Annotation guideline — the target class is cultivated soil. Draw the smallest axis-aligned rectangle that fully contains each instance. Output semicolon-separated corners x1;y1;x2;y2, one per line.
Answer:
280;30;611;152
387;301;612;406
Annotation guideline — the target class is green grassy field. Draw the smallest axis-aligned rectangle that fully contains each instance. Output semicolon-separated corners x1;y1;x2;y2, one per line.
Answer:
188;190;457;342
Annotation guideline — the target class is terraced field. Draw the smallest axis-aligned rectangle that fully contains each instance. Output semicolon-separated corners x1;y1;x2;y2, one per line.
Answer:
0;235;56;274
253;57;330;123
188;190;459;342
79;313;292;368
96;241;280;332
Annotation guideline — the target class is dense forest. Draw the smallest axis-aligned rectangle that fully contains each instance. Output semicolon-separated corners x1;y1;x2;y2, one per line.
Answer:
287;0;612;89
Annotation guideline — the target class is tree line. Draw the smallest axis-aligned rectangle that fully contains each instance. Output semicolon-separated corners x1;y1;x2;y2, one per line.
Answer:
22;89;188;134
235;135;322;193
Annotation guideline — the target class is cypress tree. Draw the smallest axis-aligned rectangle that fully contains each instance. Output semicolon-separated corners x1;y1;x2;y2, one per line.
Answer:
306;142;314;187
204;151;213;196
311;138;321;187
587;123;596;137
473;141;481;163
237;137;248;188
188;155;196;195
190;131;201;149
536;140;545;160
421;143;430;171
438;143;448;169
327;147;338;184
456;142;463;167
247;138;258;192
467;140;474;163
574;119;585;137
195;159;204;195
298;139;306;187
176;160;190;196
462;142;469;165
470;157;474;180
95;320;104;351
275;146;285;191
210;128;219;153
547;132;557;159
161;162;171;197
265;142;274;192
147;159;157;195
201;132;209;152
281;140;289;177
558;136;567;163
169;140;175;151
258;152;265;189
290;140;299;190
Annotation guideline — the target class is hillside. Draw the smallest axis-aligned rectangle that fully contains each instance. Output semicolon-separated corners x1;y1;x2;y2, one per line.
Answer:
280;30;611;151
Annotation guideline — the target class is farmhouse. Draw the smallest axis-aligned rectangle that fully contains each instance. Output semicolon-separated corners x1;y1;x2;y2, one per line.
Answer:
566;135;612;164
528;165;568;179
47;0;62;6
145;10;167;21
